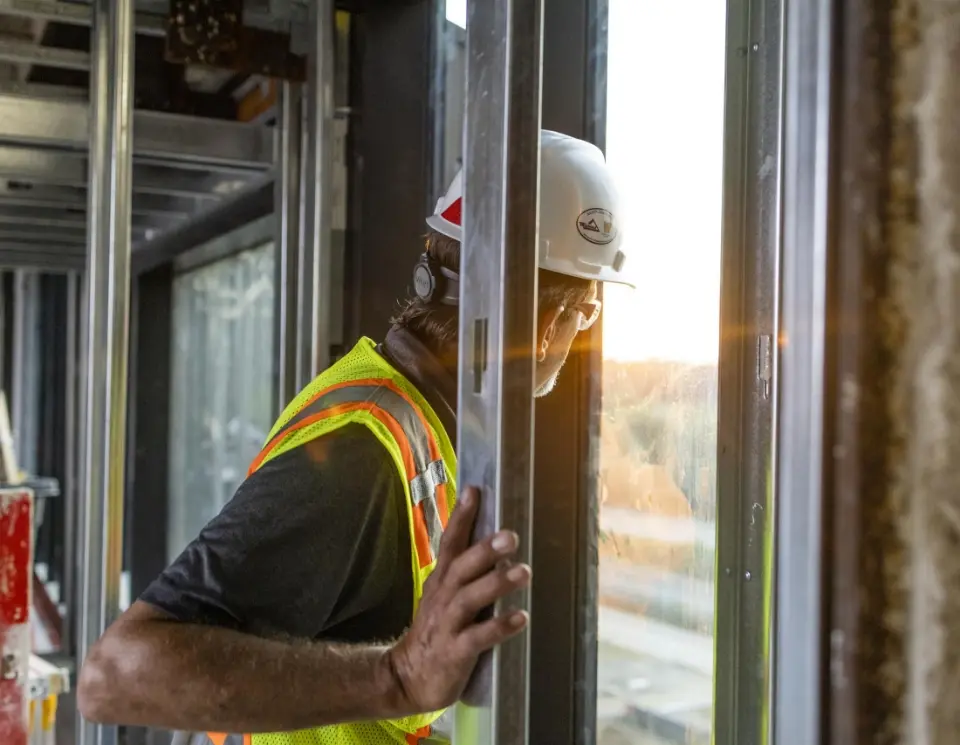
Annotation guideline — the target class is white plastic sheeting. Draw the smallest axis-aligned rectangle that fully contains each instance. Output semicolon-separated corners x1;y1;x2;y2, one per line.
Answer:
167;244;276;560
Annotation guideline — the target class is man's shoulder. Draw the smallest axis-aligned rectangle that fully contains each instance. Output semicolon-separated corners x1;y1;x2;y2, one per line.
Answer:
140;422;410;634
253;421;400;485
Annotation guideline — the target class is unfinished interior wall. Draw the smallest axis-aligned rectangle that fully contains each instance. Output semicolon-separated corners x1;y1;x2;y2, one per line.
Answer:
829;1;959;744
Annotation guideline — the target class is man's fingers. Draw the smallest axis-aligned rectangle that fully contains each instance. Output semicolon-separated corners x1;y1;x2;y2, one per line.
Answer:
457;610;529;656
445;529;519;588
449;564;531;629
437;487;480;562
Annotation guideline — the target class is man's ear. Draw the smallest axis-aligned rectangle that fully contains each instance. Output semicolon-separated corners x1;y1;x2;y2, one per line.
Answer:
537;305;563;362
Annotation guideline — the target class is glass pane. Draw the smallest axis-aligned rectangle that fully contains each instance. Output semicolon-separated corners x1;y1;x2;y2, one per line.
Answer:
432;0;467;199
596;2;726;744
446;0;466;30
167;244;276;560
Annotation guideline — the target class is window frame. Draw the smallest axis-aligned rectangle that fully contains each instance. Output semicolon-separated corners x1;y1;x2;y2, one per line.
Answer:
533;1;786;744
529;2;609;745
713;0;784;743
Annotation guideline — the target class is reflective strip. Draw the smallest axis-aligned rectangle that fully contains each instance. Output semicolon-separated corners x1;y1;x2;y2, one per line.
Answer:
204;734;248;745
406;725;432;745
288;384;436;473
411;460;447;559
253;380;450;567
293;379;453;533
410;459;448;503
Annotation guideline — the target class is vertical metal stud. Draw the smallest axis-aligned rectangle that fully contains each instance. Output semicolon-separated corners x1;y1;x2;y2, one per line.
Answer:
298;0;335;386
61;271;80;657
9;269;26;472
713;1;784;744
77;2;135;745
774;0;835;742
275;82;303;411
453;0;544;743
10;269;39;477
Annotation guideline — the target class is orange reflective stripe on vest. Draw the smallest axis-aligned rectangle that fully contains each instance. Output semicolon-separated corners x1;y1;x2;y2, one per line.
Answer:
405;726;432;745
248;378;450;568
205;734;250;745
214;345;456;744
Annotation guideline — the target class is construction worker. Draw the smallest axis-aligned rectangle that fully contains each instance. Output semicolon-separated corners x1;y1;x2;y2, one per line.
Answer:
76;130;634;745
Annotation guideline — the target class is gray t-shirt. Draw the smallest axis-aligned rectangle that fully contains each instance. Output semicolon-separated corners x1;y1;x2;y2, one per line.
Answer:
140;327;457;645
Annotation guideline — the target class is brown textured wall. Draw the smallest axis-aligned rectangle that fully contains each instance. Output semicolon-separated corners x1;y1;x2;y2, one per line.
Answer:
899;1;960;743
830;1;960;743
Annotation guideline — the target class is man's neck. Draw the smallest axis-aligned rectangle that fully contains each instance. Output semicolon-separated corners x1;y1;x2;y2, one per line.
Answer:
379;326;458;444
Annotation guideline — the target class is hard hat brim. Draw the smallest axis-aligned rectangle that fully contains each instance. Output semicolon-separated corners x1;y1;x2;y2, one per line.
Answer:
539;256;637;288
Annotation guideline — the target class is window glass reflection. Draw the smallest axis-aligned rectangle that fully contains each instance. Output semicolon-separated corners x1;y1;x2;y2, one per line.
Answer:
596;2;726;744
434;4;467;199
167;244;276;560
446;0;466;30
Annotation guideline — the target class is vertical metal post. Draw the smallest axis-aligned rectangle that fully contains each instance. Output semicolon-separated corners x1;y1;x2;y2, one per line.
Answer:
453;0;543;743
10;269;26;472
77;1;135;745
275;82;303;410
297;0;335;386
713;0;783;743
10;269;39;476
62;271;79;657
774;0;834;743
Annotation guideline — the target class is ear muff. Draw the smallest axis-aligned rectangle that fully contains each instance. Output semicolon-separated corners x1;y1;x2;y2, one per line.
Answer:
412;252;460;306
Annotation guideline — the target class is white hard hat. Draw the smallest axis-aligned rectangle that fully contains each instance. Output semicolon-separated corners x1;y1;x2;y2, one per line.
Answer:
426;129;633;287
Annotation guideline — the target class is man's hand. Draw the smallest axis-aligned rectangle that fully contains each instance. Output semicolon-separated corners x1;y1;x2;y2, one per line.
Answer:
387;486;531;713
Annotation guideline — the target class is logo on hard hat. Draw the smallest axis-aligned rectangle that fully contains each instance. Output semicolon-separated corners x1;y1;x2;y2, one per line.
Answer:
576;208;617;245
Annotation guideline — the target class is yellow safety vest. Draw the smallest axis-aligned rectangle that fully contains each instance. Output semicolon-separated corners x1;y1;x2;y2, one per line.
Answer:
205;336;458;745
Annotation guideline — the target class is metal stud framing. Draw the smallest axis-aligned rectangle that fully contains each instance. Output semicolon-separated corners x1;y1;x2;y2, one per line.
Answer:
0;63;275;272
453;0;543;743
296;0;336;385
77;2;135;745
774;0;835;742
713;1;783;743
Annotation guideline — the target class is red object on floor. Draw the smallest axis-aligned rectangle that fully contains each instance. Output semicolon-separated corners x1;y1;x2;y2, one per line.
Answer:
0;489;33;745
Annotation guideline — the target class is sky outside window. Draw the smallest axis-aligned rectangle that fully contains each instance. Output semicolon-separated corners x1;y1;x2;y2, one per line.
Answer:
445;0;724;362
603;0;726;363
446;0;466;29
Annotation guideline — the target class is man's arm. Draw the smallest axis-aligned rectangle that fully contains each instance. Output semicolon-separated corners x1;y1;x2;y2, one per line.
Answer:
77;422;530;732
78;488;528;732
77;599;404;732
